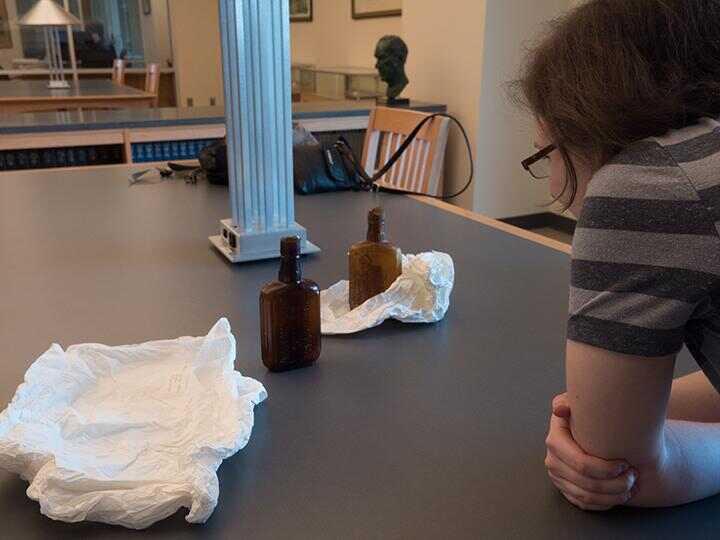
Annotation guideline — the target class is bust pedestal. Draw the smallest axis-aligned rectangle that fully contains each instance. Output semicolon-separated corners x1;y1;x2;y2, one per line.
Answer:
377;96;411;106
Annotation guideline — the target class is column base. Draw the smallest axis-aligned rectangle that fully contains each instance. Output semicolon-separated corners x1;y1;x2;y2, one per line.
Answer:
210;218;321;263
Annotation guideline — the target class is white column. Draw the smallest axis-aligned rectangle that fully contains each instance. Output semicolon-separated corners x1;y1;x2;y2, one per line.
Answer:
210;0;319;263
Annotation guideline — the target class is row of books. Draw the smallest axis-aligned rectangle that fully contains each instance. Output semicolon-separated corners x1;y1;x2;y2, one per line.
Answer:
0;138;221;171
0;145;124;171
131;139;219;163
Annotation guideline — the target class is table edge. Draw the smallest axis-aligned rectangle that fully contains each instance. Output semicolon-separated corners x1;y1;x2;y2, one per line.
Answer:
408;195;572;255
0;94;154;103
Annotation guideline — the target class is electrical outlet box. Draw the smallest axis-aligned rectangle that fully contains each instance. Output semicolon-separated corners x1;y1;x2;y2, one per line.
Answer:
210;219;320;263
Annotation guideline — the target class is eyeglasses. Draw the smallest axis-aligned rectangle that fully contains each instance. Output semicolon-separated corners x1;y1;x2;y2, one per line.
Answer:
521;144;555;179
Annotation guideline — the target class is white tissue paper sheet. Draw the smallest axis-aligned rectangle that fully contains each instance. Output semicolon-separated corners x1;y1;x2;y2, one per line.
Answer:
321;251;454;335
0;318;267;530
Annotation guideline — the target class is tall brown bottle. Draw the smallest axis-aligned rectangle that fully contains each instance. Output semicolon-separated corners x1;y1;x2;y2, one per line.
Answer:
260;237;321;372
348;207;403;309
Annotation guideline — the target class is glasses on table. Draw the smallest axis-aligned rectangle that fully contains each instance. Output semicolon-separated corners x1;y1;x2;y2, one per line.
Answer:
521;144;556;179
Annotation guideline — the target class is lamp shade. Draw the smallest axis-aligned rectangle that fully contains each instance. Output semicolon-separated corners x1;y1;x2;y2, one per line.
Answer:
18;0;81;26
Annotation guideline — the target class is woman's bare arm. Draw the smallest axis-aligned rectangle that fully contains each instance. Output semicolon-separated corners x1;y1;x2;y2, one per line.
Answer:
567;340;720;507
667;370;720;422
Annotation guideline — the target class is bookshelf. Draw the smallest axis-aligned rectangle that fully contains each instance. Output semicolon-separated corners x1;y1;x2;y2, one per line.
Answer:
0;124;224;172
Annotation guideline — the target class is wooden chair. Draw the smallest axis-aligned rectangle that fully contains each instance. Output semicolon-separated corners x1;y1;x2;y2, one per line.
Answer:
361;107;450;197
144;63;160;108
111;59;126;86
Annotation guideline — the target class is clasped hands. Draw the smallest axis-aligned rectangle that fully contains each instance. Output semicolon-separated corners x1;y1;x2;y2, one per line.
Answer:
545;394;638;510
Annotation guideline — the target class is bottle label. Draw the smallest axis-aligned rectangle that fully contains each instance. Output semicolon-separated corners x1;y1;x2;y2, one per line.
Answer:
350;253;387;307
359;255;384;295
275;295;317;368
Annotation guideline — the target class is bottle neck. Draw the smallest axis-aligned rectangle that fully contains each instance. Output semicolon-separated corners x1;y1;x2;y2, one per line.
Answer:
279;255;302;283
367;221;386;243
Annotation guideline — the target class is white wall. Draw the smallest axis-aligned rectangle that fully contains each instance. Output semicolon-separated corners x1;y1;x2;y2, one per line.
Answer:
139;0;172;68
404;0;574;217
402;0;486;210
168;0;399;108
169;0;224;107
471;0;571;218
0;1;25;69
290;0;401;68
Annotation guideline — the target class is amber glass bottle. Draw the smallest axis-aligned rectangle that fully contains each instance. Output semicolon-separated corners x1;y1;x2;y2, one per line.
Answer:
348;207;403;309
260;237;321;372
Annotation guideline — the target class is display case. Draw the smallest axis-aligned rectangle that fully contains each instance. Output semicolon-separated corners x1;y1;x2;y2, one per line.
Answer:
291;63;316;94
302;66;385;100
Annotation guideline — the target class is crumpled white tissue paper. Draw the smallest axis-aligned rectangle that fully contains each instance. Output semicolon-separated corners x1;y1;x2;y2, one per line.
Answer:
0;318;267;530
321;251;454;334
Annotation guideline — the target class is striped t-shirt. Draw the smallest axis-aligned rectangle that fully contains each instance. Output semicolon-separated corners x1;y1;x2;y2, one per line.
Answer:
568;117;720;389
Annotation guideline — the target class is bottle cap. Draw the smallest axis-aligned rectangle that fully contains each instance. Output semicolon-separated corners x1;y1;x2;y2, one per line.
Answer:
368;207;384;223
280;236;301;257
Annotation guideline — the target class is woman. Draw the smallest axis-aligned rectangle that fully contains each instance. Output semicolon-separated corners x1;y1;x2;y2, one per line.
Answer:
516;0;720;510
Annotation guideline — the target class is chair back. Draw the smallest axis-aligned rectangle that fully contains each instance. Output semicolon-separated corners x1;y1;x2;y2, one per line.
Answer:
111;58;126;86
145;63;160;107
361;107;450;196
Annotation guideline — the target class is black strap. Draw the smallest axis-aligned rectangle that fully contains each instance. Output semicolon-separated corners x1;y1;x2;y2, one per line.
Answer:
333;112;474;200
322;145;352;186
166;162;199;172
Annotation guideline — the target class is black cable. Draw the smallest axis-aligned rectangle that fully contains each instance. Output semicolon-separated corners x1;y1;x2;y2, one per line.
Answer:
333;112;474;200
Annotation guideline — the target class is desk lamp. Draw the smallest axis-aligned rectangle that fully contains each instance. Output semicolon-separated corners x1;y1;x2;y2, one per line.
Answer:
18;0;81;89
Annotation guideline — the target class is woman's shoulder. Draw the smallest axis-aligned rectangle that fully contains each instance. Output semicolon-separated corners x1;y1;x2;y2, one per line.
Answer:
650;117;720;150
587;142;695;202
588;117;720;201
576;117;720;274
650;117;720;200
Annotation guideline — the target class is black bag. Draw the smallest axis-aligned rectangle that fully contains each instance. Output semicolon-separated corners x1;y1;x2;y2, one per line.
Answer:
191;128;359;193
198;139;228;185
293;136;359;195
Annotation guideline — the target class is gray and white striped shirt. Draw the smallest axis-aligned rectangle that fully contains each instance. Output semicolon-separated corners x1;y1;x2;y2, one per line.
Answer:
568;117;720;388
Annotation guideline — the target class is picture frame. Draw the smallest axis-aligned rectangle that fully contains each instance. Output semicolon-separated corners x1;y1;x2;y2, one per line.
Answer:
352;0;402;20
0;0;12;50
290;0;313;23
142;0;152;16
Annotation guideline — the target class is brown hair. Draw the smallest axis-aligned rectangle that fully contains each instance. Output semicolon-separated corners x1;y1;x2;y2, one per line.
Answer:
514;0;720;206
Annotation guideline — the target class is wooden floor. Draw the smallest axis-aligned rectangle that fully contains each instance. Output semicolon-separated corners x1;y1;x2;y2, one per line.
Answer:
534;227;573;245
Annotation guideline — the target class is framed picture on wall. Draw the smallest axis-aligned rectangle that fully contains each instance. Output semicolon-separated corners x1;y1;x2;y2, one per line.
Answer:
352;0;402;19
290;0;313;23
0;0;13;49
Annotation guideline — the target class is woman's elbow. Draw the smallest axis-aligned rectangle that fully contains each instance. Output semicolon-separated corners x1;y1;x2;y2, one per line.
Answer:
623;425;691;508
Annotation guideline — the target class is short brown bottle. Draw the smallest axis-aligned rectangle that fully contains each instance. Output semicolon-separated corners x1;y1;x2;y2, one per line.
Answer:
348;207;403;309
260;237;321;372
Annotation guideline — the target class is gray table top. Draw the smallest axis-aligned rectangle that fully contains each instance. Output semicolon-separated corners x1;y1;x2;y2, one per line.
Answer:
0;167;706;539
0;79;149;101
0;101;445;135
